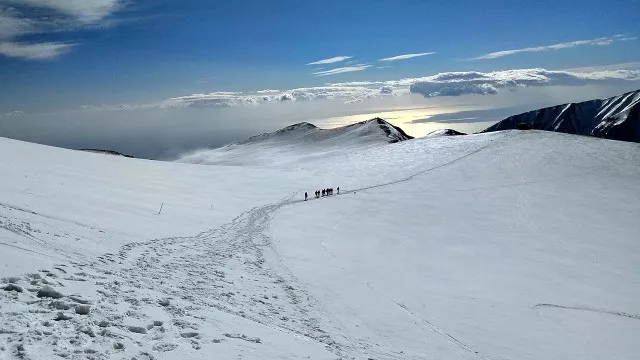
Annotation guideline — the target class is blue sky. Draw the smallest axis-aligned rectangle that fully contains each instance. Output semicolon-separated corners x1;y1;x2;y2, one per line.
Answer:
1;0;640;157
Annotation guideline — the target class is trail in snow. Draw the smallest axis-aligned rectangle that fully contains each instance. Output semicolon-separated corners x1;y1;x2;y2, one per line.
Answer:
295;140;497;204
0;140;498;359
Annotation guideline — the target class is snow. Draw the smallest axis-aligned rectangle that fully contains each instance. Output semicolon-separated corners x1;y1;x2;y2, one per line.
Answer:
176;118;412;167
1;127;639;360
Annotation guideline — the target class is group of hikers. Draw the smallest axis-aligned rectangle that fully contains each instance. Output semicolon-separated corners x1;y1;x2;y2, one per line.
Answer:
305;187;339;201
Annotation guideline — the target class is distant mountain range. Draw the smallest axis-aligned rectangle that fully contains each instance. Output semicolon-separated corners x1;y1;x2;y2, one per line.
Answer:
482;89;640;142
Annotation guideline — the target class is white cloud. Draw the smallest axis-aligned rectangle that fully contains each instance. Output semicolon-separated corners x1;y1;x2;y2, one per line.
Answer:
0;41;75;59
472;35;635;60
0;0;123;59
306;56;351;65
407;68;640;97
312;65;372;76
379;52;435;61
80;66;640;111
158;86;382;109
0;7;33;39
5;0;122;22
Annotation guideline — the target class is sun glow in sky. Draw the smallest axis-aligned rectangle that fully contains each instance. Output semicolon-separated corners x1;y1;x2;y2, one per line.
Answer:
312;107;495;136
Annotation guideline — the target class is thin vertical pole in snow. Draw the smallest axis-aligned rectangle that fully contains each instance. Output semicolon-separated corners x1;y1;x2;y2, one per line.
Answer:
157;202;164;215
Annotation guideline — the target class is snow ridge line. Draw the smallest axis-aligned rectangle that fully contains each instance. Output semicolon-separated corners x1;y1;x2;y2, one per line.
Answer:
287;139;498;206
350;141;496;193
533;303;640;320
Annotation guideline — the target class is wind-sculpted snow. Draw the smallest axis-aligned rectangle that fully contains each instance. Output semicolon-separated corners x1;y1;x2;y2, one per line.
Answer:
1;129;639;359
483;88;640;142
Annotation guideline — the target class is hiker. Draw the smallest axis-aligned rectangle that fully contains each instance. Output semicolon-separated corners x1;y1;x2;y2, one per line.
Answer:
305;192;308;201
337;186;339;194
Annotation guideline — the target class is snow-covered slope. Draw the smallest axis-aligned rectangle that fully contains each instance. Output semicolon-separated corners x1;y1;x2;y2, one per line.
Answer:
1;130;639;360
483;89;640;142
177;117;413;166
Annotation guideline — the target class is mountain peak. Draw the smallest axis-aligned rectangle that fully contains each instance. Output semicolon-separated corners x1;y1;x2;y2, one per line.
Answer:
483;89;640;142
237;118;412;146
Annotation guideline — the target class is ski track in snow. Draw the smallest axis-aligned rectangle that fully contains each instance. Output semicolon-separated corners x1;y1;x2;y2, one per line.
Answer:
0;140;506;359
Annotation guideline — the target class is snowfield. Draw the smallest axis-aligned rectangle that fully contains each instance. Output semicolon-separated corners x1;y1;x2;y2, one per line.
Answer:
1;122;639;360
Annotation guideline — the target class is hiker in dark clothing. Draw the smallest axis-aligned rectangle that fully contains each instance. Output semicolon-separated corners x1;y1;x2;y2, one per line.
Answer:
305;192;308;201
337;187;339;194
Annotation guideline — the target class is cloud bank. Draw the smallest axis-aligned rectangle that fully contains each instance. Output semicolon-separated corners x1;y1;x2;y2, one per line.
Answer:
78;67;640;111
379;52;435;61
407;68;640;97
472;34;636;60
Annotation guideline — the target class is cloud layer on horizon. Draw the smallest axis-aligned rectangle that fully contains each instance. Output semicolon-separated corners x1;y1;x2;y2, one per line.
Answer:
78;67;640;111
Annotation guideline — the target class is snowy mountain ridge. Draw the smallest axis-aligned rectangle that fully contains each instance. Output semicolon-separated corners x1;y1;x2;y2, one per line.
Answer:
426;129;467;137
483;89;640;142
238;117;413;146
177;117;413;166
